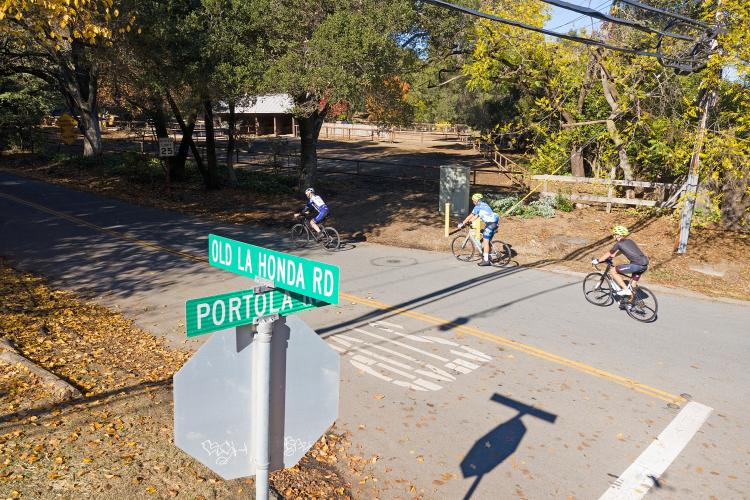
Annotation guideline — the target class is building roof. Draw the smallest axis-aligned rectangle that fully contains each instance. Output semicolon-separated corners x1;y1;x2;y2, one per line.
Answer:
233;94;295;114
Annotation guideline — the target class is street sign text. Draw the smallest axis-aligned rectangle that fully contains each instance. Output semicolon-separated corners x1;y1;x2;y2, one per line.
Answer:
208;234;339;304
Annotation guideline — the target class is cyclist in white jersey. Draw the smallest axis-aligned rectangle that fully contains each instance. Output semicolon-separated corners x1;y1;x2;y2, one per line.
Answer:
458;193;500;266
295;188;329;239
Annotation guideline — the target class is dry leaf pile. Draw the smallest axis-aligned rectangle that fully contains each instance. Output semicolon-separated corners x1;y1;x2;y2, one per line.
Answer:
0;261;375;499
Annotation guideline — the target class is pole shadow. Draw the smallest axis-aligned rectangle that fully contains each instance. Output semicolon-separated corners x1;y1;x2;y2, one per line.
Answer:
461;393;557;500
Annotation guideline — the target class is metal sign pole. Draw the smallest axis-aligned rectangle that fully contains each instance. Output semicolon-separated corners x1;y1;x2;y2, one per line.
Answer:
252;276;278;500
252;313;277;500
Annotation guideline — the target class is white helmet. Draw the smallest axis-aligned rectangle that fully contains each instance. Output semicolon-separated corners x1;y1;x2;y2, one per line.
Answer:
305;187;314;195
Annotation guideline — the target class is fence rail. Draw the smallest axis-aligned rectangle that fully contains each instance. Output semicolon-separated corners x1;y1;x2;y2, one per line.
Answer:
531;174;684;209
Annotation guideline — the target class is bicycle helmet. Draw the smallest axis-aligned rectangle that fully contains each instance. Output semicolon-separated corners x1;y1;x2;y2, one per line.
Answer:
612;225;630;236
305;187;314;195
471;193;483;202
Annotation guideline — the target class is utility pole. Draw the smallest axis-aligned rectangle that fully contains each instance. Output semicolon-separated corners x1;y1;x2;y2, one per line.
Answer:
677;90;717;254
677;0;723;254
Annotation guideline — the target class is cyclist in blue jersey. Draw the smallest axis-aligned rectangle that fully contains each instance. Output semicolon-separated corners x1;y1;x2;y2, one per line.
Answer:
458;193;500;266
295;187;329;239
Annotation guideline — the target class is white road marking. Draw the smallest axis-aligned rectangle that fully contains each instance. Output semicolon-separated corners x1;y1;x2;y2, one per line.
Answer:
354;328;450;362
445;362;472;374
350;359;393;382
371;320;403;329
334;321;492;391
356;348;414;370
450;349;490;363
600;401;713;500
330;337;352;348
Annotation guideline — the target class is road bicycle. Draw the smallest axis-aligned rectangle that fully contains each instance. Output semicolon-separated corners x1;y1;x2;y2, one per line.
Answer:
582;258;658;322
450;226;512;266
290;213;340;252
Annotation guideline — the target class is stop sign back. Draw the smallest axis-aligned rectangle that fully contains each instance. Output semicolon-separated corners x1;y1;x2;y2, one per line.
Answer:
173;315;340;479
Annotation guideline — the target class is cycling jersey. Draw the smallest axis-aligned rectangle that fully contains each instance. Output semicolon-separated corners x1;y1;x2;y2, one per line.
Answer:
305;195;328;214
471;201;499;224
611;239;648;266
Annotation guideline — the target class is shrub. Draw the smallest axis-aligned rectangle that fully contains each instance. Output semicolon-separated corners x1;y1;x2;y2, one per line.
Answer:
488;195;524;216
552;192;575;212
526;198;556;218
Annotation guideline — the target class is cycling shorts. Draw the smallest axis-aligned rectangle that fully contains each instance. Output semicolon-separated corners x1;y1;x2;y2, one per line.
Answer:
616;263;647;276
482;222;498;240
313;207;329;224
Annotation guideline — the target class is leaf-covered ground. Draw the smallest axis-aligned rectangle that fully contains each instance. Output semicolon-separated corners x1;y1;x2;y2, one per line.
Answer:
0;261;380;499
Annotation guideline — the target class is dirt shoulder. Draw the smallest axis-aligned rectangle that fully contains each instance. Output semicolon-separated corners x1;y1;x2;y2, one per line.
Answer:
1;149;748;302
0;260;379;499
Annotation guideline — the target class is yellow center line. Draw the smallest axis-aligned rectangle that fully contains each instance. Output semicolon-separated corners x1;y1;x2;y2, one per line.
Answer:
1;191;685;404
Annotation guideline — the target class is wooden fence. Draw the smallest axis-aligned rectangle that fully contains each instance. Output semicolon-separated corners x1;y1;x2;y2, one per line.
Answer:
531;174;686;211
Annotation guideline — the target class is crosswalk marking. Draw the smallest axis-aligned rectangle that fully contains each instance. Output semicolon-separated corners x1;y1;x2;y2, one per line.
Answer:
331;321;492;391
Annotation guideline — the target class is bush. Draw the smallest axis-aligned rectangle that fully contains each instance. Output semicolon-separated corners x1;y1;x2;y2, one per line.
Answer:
235;170;296;194
552;192;575;212
488;194;556;218
106;152;164;184
488;195;524;216
526;198;556;218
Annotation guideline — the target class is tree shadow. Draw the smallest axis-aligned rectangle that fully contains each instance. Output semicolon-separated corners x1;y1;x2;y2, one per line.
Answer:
461;393;557;500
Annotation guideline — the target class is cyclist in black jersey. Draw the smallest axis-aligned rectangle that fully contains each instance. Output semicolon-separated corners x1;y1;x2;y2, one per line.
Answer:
592;225;649;296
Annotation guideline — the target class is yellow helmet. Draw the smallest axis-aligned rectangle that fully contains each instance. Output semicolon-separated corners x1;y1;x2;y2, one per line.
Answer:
471;193;483;202
612;225;630;236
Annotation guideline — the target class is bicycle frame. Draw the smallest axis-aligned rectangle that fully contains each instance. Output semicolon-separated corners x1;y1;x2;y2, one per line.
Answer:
595;260;639;298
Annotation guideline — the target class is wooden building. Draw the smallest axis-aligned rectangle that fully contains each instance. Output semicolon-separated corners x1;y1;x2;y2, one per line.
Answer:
218;94;295;136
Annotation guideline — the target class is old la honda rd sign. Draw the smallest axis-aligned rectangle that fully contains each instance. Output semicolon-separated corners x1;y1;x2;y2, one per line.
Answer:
185;287;324;337
176;236;341;499
208;233;339;304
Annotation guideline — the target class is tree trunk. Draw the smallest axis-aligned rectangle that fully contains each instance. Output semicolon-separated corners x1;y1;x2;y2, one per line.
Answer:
58;40;102;158
560;110;585;177
596;52;635;197
720;172;750;229
171;111;196;181
165;91;201;181
297;108;327;190
224;101;238;188
202;95;221;190
570;148;585;177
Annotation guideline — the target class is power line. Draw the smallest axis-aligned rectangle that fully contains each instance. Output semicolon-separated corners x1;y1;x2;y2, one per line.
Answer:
618;0;713;30
549;0;611;31
423;0;678;60
539;0;694;41
420;0;713;72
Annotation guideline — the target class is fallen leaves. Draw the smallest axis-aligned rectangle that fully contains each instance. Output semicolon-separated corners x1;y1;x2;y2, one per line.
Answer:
0;261;365;499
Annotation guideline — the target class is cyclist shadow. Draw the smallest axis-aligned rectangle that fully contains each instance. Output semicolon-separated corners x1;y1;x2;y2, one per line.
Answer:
336;232;366;252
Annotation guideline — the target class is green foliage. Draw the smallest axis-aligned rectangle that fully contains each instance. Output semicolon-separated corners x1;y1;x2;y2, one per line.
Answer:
235;170;296;194
526;198;556;218
487;194;522;215
552;193;574;212
263;0;416;120
51;152;165;184
0;75;56;151
487;194;556;218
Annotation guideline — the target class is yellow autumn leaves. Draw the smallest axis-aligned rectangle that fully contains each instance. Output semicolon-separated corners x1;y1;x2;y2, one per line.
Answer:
0;0;134;46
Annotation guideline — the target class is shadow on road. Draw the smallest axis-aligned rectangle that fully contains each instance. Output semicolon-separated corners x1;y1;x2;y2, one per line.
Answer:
461;393;557;500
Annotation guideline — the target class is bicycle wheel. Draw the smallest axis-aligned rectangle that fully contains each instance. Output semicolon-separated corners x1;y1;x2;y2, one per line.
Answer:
290;224;310;248
583;272;614;306
451;235;475;261
322;227;340;252
490;240;512;266
626;286;658;322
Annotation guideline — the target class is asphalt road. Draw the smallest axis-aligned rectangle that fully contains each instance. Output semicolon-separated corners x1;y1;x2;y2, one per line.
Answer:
1;171;748;499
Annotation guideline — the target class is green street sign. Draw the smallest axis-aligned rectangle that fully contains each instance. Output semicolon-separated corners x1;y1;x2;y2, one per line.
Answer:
185;288;325;337
207;234;340;304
